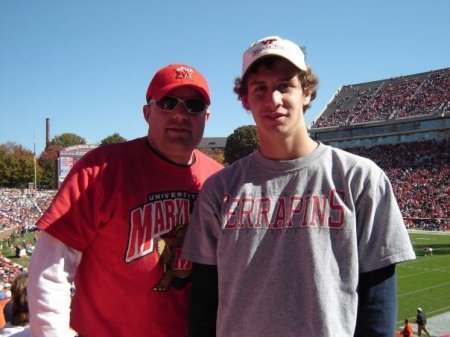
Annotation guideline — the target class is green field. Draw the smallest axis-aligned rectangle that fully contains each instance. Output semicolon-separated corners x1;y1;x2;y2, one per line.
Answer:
396;231;450;329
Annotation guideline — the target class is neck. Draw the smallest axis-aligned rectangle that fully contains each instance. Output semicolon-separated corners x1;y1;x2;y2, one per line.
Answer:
146;140;195;166
259;135;318;161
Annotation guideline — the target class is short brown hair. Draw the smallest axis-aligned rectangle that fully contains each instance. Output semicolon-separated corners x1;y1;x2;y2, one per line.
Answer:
233;56;319;111
11;272;29;326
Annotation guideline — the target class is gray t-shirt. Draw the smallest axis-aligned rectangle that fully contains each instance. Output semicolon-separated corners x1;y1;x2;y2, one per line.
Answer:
183;143;415;337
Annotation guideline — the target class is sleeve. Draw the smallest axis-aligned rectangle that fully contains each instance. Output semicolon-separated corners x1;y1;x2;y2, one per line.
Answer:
183;180;221;265
189;263;218;337
356;169;415;272
28;232;82;337
353;264;397;337
37;152;103;251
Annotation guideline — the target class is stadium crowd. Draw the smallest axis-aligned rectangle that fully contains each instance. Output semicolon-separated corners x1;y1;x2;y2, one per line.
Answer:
347;139;449;230
313;67;450;128
0;189;55;285
0;189;55;233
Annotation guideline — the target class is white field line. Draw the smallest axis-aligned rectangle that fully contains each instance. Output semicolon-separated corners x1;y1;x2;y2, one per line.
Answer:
398;281;450;297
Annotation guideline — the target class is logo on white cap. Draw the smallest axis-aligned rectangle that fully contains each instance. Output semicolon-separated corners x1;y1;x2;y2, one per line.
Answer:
241;36;307;77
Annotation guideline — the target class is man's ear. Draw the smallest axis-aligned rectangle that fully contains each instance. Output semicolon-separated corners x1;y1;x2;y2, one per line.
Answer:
302;87;312;107
205;110;211;122
143;104;150;122
242;95;250;111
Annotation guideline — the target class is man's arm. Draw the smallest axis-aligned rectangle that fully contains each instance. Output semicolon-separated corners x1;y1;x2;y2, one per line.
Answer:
189;262;218;337
28;231;82;337
353;264;397;337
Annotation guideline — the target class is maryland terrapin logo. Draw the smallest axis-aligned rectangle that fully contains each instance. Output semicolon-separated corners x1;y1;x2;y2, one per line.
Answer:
153;223;190;292
125;191;196;292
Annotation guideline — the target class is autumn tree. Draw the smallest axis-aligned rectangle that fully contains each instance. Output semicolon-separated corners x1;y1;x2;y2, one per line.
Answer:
199;148;225;164
0;142;41;188
38;133;86;189
37;145;62;189
224;125;259;164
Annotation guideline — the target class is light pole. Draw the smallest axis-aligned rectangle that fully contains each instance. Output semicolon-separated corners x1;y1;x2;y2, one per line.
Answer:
33;134;37;189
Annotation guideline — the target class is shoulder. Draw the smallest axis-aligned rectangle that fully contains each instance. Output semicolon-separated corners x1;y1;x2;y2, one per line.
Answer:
199;154;256;196
70;137;147;170
83;137;146;159
319;144;385;179
323;144;378;167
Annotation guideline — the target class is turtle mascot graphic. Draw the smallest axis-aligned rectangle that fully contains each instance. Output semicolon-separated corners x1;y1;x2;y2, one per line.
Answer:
153;223;191;291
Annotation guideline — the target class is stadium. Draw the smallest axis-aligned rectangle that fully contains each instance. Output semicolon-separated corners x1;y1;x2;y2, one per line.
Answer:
1;66;449;335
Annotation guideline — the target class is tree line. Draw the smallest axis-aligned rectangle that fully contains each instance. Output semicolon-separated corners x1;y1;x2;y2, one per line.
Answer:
0;126;258;189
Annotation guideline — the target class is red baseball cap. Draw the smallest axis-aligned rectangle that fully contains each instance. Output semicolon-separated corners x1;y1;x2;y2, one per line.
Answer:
146;64;210;105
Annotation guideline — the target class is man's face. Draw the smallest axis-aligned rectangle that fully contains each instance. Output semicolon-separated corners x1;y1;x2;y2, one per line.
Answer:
242;58;311;141
143;86;210;164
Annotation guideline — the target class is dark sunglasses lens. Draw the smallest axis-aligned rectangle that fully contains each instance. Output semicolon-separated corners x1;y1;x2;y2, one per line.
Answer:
156;96;178;111
185;99;206;113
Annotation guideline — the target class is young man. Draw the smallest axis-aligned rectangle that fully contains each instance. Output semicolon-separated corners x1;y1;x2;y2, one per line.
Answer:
183;36;416;337
27;64;223;337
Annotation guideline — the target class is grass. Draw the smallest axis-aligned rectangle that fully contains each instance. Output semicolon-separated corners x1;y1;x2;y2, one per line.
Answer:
396;231;450;330
1;232;35;268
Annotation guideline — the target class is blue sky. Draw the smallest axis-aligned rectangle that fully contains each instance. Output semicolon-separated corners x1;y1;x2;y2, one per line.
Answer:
1;0;449;155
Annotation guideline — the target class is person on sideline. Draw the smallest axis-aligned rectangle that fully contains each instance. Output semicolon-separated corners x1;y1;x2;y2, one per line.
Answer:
400;318;413;337
27;64;223;337
416;307;432;337
183;36;416;337
0;272;30;337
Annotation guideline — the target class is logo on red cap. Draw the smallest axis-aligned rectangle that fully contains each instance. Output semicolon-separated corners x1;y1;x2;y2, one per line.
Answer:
174;66;194;81
146;64;210;104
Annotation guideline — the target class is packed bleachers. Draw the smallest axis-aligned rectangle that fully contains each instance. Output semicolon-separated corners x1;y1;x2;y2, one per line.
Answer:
0;189;56;283
345;139;449;230
0;188;55;235
313;67;450;128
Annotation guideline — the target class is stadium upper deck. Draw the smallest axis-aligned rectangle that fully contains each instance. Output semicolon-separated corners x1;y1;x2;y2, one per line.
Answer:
312;67;449;128
309;67;449;149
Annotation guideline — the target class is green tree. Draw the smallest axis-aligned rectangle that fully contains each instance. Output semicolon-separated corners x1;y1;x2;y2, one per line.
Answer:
50;133;86;148
224;125;259;164
0;142;40;188
101;133;127;145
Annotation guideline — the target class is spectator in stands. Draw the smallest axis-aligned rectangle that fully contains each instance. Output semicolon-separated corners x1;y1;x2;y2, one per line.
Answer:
27;64;223;337
183;35;416;337
0;272;30;337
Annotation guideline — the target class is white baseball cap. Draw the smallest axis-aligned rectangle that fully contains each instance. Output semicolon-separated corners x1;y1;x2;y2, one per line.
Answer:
241;36;307;78
417;307;422;312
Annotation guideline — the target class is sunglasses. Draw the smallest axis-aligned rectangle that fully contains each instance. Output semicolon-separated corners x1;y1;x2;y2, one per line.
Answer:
150;96;208;115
